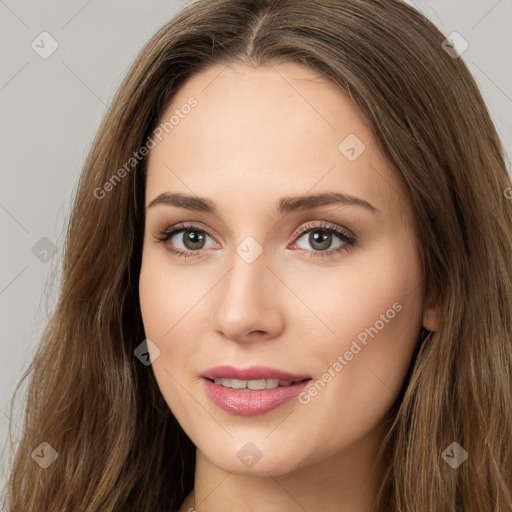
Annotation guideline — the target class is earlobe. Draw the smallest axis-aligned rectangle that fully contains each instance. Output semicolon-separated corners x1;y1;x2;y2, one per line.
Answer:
422;296;442;332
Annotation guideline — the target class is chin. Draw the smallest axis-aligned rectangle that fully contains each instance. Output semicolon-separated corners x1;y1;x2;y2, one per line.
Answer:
196;433;316;477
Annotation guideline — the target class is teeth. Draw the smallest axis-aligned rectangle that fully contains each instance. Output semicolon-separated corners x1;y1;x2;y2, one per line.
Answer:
231;379;247;389
213;378;295;389
248;379;268;390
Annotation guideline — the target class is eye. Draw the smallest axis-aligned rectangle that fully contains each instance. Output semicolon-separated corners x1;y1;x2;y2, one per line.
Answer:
153;221;356;259
153;222;217;259
290;221;355;258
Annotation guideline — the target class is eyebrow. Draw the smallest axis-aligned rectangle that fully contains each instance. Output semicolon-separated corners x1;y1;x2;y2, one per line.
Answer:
146;191;380;215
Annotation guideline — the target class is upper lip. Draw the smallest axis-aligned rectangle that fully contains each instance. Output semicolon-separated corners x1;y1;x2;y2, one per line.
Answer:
201;365;311;382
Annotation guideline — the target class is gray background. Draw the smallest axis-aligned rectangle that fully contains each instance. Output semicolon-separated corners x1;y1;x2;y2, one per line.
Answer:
1;0;511;496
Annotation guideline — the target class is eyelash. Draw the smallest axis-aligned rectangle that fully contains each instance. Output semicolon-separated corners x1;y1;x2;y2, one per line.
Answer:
153;221;356;260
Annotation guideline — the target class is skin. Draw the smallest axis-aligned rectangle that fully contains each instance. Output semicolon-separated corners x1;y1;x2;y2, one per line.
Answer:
139;61;440;512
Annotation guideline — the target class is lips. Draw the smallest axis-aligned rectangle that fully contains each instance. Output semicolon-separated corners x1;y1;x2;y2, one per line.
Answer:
200;365;311;382
200;365;312;416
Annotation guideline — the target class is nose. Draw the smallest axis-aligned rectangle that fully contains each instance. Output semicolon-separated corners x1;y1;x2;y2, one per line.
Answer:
210;246;285;343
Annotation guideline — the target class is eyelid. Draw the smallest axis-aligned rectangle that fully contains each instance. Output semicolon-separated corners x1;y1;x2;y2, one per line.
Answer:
289;221;355;246
156;221;218;242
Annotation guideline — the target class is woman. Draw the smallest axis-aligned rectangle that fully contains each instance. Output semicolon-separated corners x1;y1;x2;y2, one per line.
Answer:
3;0;512;510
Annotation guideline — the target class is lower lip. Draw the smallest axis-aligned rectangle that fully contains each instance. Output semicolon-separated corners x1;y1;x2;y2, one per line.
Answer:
202;378;311;416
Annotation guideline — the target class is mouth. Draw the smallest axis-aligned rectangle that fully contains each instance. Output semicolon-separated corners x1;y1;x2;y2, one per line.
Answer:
200;365;312;416
200;364;311;382
206;377;308;390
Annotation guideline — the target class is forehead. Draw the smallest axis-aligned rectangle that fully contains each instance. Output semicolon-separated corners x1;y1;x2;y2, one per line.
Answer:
145;62;410;223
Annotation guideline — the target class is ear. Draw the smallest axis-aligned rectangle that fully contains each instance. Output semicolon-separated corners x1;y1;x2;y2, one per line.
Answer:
422;292;442;332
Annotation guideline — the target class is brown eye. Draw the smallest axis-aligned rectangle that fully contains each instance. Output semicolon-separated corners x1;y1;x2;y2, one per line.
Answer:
177;229;207;250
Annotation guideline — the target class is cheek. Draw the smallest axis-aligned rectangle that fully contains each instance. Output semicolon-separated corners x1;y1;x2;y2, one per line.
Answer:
291;241;424;439
288;240;423;356
290;240;421;378
138;255;197;389
138;251;205;344
138;251;222;418
138;264;195;439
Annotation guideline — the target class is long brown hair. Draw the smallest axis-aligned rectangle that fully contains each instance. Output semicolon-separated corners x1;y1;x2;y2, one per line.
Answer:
3;0;512;510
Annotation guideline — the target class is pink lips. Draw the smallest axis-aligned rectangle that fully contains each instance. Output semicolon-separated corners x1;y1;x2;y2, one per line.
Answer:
200;365;312;416
201;365;310;382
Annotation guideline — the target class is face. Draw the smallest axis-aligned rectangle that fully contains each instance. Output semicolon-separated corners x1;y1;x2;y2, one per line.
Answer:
139;62;435;476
